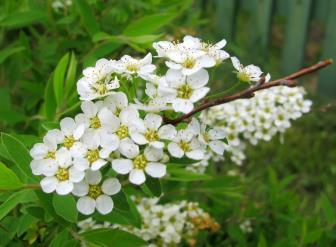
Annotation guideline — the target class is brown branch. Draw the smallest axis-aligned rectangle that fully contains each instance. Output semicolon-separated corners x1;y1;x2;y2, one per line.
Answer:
164;59;333;125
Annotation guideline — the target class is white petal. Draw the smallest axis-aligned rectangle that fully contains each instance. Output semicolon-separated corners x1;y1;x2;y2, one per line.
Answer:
100;133;120;156
190;87;210;102
186;149;204;160
96;195;113;215
172;99;194;114
74;157;89;171
85;170;102;185
73;124;85;140
112;159;133;174
91;159;107;171
77;196;96;215
81;101;97;117
130;132;147;145
214;39;227;49
101;178;121;195
30;143;48;159
144;113;162;130
70;142;87;158
55;148;72;168
56;181;74;195
60;117;76;136
144;146;163;162
168;142;184;158
129;169;146;185
82;131;100;150
40;176;57;193
98;108;120;132
165;69;185;88
187;69;209;89
72;182;89;196
158;124;176;140
119;138;139;159
69;167;85;183
198;55;216;68
150;141;164;149
208;128;226;140
145;163;166;178
231;56;242;71
209;140;226;155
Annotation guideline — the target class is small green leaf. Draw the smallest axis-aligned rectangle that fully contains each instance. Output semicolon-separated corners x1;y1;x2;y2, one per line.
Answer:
52;194;78;223
0;46;25;64
0;10;48;28
165;166;212;181
0;162;23;190
321;194;336;226
50;229;70;247
53;53;70;106
74;0;100;37
123;13;176;36
81;228;146;247
0;190;35;221
44;76;57;120
141;177;162;197
64;52;78;99
1;133;35;182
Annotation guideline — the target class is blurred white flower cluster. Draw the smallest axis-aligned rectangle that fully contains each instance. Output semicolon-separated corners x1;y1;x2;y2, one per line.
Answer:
188;86;312;172
78;197;219;247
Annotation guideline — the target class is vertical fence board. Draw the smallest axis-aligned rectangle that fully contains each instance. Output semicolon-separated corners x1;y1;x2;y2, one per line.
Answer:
250;0;273;52
215;0;236;41
312;0;330;23
282;0;312;74
274;0;289;16
318;0;336;97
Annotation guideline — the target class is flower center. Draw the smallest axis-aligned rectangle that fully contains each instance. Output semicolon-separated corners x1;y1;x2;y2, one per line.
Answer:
56;168;69;181
44;151;55;159
145;129;159;142
237;71;250;83
88;184;102;199
203;133;210;143
90;116;101;129
86;149;99;164
179;141;191;152
63;135;75;149
94;83;108;95
114;107;122;117
126;63;139;73
116;125;129;139
133;154;147;170
177;84;193;99
183;58;196;69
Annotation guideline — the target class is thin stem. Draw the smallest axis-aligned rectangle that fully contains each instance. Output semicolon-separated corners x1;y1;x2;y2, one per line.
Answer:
164;59;333;125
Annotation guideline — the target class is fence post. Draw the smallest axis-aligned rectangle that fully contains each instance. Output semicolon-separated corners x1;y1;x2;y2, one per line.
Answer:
318;0;336;97
215;0;237;41
281;0;312;74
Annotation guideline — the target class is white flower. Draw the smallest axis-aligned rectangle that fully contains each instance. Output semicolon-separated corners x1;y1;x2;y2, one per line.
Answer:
164;68;210;113
73;130;119;171
112;146;166;185
103;92;128;117
130;113;176;149
77;58;120;101
30;129;62;160
114;53;156;79
168;129;204;160
201;39;230;64
76;101;120;133
58;117;85;155
231;56;263;83
40;148;84;195
72;170;121;215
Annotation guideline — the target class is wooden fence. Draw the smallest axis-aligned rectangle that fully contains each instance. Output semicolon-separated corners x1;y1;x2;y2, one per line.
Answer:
213;0;336;97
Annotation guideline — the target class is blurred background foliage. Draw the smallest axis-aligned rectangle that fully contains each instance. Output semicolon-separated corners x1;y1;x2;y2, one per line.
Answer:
0;0;335;246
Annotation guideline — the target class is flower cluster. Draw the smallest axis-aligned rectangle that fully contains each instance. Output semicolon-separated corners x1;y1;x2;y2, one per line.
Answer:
188;86;312;171
77;197;219;247
30;35;234;215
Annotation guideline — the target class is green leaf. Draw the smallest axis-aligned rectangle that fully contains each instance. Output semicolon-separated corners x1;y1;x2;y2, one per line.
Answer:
0;10;48;28
1;133;35;182
0;46;25;64
50;229;70;247
53;53;70;107
44;76;57;120
64;52;78;98
16;214;37;237
52;194;78;223
165;166;212;181
74;0;100;37
141;177;162;197
123;13;176;36
321;194;336;226
81;228;146;247
169;157;199;165
0;190;34;221
303;229;323;244
0;162;23;190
